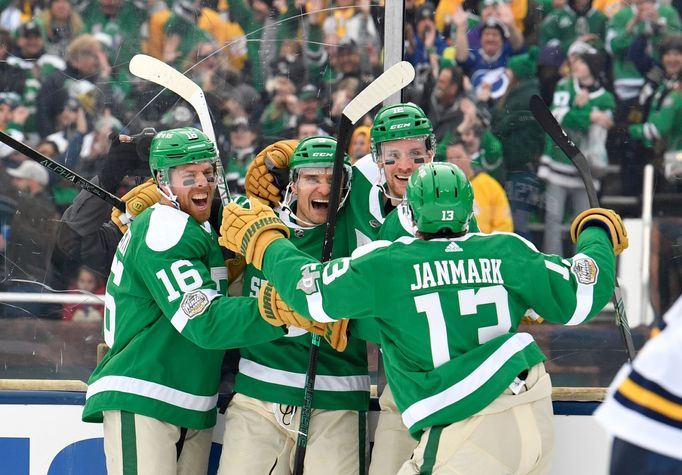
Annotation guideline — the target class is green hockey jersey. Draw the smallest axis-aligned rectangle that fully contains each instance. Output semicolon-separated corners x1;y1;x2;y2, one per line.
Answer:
82;204;284;430
259;227;615;437
629;82;682;151
537;77;615;188
236;205;370;410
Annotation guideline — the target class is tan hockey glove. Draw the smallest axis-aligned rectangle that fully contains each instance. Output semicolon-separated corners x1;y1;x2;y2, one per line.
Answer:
225;254;246;285
111;179;161;233
570;207;629;256
258;282;348;352
245;140;298;206
218;200;290;270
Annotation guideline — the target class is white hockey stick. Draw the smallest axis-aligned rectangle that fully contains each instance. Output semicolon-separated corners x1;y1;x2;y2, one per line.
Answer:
129;54;231;205
293;60;415;475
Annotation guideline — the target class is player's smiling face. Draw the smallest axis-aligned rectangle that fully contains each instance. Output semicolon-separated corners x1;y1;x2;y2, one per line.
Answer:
379;137;433;199
168;161;216;223
292;167;334;225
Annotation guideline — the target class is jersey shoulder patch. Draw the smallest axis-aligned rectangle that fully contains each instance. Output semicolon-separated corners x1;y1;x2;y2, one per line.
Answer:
145;204;191;252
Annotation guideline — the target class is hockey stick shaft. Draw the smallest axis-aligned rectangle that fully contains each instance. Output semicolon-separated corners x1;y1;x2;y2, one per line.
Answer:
293;61;416;475
0;130;125;211
529;94;636;361
129;54;231;205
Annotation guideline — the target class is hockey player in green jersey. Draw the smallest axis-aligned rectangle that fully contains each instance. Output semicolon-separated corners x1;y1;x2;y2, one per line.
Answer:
82;127;308;475
219;161;629;474
217;136;371;475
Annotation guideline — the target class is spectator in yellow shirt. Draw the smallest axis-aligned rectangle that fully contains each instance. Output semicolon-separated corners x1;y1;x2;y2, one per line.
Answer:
446;137;514;233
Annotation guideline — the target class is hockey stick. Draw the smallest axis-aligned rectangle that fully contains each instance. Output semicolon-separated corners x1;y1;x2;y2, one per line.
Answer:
128;54;232;205
293;61;416;475
0;130;125;212
529;94;636;362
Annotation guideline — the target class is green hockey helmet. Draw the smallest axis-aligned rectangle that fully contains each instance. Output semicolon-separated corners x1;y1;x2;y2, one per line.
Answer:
289;135;351;184
370;103;435;162
407;162;474;234
149;127;218;187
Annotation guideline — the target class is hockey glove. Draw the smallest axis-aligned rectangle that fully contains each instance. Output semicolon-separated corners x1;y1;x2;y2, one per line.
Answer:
100;134;145;191
570;208;629;256
225;254;246;285
245;140;298;206
258;282;348;352
218;200;290;270
111;179;161;233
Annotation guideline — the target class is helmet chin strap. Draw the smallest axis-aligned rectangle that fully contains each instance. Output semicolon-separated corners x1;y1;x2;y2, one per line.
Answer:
378;167;405;203
281;184;318;228
157;183;181;210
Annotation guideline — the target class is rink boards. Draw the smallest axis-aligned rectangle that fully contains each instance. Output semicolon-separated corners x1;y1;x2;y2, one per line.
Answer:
0;386;610;475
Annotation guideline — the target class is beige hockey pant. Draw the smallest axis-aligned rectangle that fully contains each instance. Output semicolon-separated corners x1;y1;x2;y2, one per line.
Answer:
217;393;368;474
369;383;419;474
397;363;554;475
102;410;213;475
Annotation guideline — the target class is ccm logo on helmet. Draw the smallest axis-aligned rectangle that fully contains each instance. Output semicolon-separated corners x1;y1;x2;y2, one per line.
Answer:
389;123;410;130
312;152;333;157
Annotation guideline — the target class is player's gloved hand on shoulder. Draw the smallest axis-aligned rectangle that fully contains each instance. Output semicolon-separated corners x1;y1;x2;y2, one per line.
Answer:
245;140;298;206
570;207;629;256
111;178;161;233
218;199;290;270
258;282;348;352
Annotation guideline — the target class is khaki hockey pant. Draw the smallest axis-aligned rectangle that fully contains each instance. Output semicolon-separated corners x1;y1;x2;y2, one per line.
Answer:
369;383;419;475
397;363;554;475
217;393;368;475
102;410;213;475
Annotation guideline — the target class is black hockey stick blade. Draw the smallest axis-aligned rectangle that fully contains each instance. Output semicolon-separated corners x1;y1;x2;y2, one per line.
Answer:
529;94;636;362
0;131;125;211
529;95;598;207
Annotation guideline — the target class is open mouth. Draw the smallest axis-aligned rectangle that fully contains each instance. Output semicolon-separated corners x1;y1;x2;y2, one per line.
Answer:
191;193;209;208
395;175;410;183
311;199;329;210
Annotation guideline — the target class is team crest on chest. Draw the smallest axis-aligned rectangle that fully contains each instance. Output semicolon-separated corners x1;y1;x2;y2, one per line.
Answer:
571;257;598;285
181;291;210;318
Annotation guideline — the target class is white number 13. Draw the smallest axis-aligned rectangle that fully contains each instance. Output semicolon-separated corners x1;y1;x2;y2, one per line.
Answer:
415;285;512;368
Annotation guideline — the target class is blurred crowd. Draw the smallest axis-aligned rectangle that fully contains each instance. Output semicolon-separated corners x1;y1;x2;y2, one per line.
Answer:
0;0;680;318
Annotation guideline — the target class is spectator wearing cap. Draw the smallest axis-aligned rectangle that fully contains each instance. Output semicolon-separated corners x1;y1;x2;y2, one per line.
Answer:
489;46;545;242
628;34;682;186
39;0;84;57
2;159;60;318
606;0;681;195
224;117;259;193
465;0;529;48
405;2;448;67
454;5;525;102
537;49;615;254
296;83;333;134
0;29;26;97
36;34;110;138
7;21;66;140
0;92;27;160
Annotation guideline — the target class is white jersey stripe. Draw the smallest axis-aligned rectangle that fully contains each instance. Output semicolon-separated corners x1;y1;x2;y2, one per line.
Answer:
401;332;534;429
239;358;371;392
545;260;569;280
306;291;335;323
86;375;218;411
